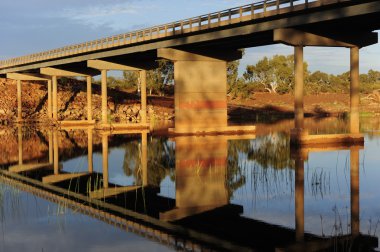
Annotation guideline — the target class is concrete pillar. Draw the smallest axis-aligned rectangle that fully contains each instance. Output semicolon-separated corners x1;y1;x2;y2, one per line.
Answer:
53;130;59;175
140;70;147;124
47;80;52;119
141;131;148;186
86;76;92;121
351;148;360;236
294;46;304;130
102;134;109;188
52;76;58;121
101;70;108;124
174;61;228;131
18;126;23;165
17;79;22;121
295;157;305;242
48;130;53;164
88;128;93;173
350;47;360;134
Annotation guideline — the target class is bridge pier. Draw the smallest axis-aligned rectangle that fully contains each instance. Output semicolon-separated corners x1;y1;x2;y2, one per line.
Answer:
292;46;305;139
47;80;52;119
87;60;149;129
41;67;97;126
6;73;52;122
350;47;360;134
52;75;58;121
158;48;255;135
17;80;22;122
273;27;373;145
86;76;93;122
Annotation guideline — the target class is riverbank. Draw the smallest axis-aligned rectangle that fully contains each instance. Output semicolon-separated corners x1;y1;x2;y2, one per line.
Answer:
1;78;380;125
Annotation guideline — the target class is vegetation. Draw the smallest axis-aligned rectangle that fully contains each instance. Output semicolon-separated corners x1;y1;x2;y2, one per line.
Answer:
93;53;380;99
232;54;380;98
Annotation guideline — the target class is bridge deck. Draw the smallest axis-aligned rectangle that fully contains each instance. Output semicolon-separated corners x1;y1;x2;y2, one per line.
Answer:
1;0;379;74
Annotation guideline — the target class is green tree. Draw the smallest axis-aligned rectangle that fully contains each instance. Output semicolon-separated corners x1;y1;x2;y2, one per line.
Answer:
243;54;307;93
122;71;139;88
146;60;174;95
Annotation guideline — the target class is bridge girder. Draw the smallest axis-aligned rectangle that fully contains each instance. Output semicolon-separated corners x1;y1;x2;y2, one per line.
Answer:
274;28;378;48
6;72;51;81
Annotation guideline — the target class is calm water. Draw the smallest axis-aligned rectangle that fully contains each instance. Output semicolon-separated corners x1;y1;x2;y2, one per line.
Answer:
1;117;380;251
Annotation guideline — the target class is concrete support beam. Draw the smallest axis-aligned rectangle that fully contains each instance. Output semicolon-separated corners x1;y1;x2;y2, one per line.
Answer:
275;28;354;47
52;76;58;121
6;73;52;81
274;29;378;48
41;67;88;77
350;47;360;134
158;48;254;134
158;48;243;62
86;76;92;121
140;70;147;124
7;73;53;120
101;70;108;124
17;80;22;121
47;80;52;119
87;60;142;71
88;59;148;126
294;46;304;130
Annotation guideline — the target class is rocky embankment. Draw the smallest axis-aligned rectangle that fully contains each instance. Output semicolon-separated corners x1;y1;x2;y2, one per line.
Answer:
0;78;174;125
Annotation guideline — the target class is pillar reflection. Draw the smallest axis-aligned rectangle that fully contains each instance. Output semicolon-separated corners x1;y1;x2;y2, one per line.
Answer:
295;157;305;242
160;135;229;221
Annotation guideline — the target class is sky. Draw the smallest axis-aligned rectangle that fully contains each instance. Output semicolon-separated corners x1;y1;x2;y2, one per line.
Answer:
0;0;379;75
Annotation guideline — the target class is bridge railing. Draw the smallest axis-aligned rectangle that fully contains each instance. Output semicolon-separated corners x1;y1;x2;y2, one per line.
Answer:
0;0;347;69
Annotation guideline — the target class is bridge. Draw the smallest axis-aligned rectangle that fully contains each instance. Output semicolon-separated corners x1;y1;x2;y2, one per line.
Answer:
1;0;380;140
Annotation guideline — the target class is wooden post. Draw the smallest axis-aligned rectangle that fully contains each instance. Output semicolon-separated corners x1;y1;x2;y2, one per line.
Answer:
101;70;108;124
140;70;147;124
52;76;58;121
17;79;22;121
86;76;93;121
350;47;360;134
294;46;304;129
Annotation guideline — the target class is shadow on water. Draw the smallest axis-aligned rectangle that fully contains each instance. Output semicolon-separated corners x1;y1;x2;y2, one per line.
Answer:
0;117;379;251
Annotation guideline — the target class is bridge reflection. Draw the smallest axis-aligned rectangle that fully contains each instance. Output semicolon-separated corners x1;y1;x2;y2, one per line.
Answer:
0;127;378;251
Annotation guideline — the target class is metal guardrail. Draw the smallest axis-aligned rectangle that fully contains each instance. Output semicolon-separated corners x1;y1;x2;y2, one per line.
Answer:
0;0;346;69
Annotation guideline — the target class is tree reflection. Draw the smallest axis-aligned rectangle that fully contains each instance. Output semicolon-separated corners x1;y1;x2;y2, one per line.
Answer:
248;133;294;170
122;137;175;187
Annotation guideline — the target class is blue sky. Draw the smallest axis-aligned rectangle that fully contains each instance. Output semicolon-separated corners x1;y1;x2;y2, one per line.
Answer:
0;0;379;75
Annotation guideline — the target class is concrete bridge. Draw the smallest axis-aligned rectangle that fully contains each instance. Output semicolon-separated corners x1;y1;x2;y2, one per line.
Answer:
1;0;380;139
